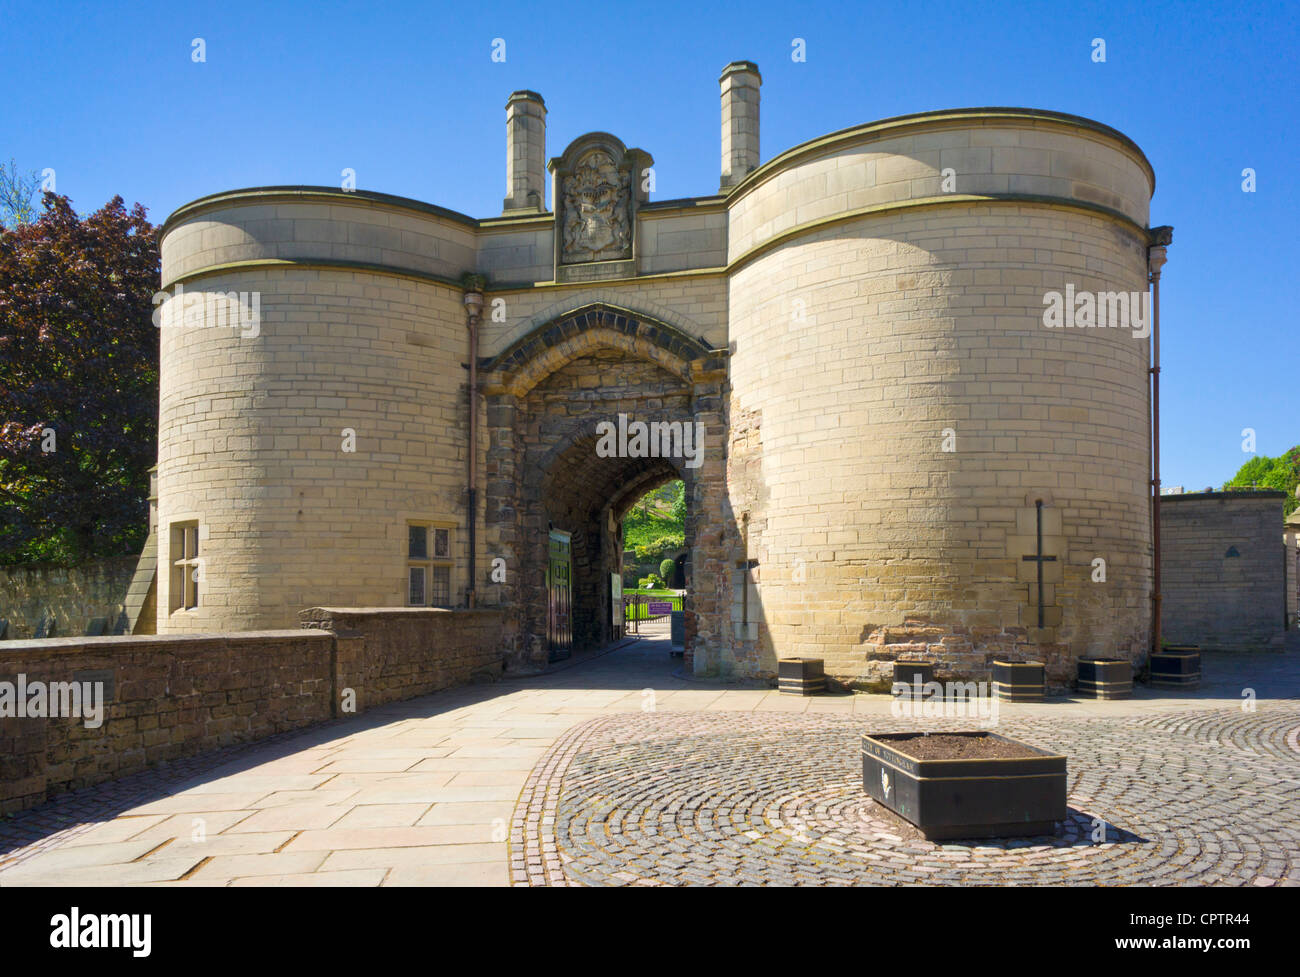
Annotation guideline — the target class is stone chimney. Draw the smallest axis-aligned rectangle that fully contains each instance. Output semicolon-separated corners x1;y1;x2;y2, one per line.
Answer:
720;61;761;190
503;90;547;213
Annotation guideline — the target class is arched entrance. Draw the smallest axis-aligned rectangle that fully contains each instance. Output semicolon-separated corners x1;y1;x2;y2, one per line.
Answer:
479;303;727;672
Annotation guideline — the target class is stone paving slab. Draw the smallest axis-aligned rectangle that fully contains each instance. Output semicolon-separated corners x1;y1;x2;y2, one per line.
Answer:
1;638;1297;887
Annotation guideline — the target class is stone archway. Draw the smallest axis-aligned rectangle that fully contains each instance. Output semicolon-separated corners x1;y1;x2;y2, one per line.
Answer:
479;304;727;672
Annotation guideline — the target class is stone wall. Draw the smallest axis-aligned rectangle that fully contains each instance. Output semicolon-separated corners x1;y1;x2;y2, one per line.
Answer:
0;556;138;639
153;265;474;634
0;630;333;814
298;606;508;709
1;607;509;813
726;201;1153;689
480;306;726;671
1160;491;1287;651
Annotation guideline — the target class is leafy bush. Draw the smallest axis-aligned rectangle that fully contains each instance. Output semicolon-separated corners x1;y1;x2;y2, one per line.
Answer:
659;558;677;581
638;573;665;590
634;532;684;562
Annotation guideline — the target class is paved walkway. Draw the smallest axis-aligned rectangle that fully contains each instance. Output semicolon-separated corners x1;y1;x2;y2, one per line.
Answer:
1;634;1297;886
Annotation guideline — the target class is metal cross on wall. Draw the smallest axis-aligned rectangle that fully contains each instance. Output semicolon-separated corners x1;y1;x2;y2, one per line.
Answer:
1022;500;1057;628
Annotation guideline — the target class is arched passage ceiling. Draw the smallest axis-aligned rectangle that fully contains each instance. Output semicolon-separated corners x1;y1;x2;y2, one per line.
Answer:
541;433;683;525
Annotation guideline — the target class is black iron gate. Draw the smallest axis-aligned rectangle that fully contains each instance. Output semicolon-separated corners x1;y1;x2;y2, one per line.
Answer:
547;529;572;661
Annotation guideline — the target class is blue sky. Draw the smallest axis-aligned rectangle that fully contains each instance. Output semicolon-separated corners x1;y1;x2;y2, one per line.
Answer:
2;0;1295;491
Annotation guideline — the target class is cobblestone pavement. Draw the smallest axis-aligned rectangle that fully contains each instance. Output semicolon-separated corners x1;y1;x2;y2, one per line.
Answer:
2;637;1298;886
511;705;1300;886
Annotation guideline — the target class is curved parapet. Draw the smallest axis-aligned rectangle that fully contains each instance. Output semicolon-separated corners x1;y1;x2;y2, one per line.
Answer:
726;107;1153;266
160;186;481;288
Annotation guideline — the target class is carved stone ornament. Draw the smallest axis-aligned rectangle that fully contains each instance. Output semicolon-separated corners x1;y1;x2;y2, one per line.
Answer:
549;133;652;271
561;150;631;263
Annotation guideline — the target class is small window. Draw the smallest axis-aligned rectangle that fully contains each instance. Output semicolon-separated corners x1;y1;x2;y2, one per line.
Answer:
431;565;451;606
169;521;200;612
408;565;427;605
407;523;454;606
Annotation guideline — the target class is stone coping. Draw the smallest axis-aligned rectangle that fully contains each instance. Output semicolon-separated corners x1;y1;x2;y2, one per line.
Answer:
0;629;328;654
1161;490;1288;502
725;106;1156;202
719;60;761;81
162;108;1153;245
161;255;729;296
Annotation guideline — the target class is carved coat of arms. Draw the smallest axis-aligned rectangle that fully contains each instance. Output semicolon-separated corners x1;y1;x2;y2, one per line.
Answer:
561;150;631;263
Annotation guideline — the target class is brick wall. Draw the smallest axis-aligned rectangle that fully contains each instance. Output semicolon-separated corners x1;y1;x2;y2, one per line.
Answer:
1;608;508;814
1160;491;1287;651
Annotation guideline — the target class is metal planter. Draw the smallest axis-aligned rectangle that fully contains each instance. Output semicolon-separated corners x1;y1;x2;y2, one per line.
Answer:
778;657;824;695
1150;645;1200;688
992;660;1045;702
861;732;1067;840
1077;657;1133;699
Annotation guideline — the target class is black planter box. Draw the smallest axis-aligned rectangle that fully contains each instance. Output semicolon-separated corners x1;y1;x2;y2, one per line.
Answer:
992;660;1045;701
1077;658;1132;699
778;657;824;695
861;732;1067;840
1150;646;1200;688
892;660;934;697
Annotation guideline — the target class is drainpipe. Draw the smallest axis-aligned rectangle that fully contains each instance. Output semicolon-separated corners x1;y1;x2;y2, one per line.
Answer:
1147;227;1173;655
462;275;486;609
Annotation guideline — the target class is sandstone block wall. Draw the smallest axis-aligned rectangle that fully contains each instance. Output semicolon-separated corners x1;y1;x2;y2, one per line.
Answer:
0;556;137;638
723;115;1154;688
155;265;472;633
1160;492;1286;651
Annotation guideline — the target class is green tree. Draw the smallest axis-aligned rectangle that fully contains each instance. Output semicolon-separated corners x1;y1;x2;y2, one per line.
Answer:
622;479;686;550
0;193;160;564
1224;447;1299;518
670;479;686;523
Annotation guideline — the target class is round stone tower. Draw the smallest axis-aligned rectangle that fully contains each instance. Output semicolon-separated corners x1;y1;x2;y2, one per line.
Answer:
720;108;1157;689
154;189;477;632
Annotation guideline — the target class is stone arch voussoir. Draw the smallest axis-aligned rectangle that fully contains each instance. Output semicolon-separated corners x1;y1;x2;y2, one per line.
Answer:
482;302;714;398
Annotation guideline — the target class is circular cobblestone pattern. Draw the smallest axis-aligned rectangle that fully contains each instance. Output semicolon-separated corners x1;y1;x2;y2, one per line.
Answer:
510;706;1300;886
